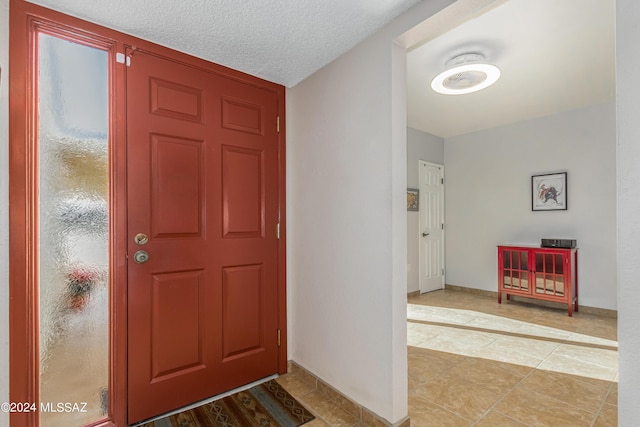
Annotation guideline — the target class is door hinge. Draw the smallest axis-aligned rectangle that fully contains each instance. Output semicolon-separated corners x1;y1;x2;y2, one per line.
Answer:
441;224;444;230
277;329;281;347
276;116;280;133
276;223;280;240
441;178;444;184
442;268;445;275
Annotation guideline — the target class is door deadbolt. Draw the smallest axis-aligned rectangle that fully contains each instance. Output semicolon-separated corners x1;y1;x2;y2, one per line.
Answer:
133;250;150;264
134;233;149;245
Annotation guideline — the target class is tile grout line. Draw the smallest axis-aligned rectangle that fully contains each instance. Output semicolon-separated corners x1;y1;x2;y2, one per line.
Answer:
414;347;535;426
522;385;607;423
279;375;333;426
470;361;538;427
408;351;480;425
412;392;477;425
300;385;343;427
472;330;570;426
296;391;334;426
588;381;617;427
283;370;381;427
472;348;614;426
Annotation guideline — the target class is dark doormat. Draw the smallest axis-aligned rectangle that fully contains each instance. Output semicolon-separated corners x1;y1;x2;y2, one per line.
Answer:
138;379;316;427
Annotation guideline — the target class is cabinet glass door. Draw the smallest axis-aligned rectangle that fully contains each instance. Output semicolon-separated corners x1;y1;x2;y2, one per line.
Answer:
502;250;529;292
534;252;565;297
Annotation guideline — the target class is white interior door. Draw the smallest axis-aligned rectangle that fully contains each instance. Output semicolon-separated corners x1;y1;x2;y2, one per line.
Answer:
419;161;445;293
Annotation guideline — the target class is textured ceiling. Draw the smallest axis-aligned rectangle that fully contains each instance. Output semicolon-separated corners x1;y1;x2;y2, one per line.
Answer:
27;0;421;87
407;0;615;138
26;0;615;138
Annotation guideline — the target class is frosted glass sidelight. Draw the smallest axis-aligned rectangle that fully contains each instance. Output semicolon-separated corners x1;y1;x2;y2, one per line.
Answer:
38;33;109;427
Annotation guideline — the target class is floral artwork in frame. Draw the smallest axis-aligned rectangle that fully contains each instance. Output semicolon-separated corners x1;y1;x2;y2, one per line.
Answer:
407;188;419;211
532;172;567;211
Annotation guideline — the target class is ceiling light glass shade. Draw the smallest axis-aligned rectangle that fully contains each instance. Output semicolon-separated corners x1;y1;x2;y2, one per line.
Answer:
431;62;501;95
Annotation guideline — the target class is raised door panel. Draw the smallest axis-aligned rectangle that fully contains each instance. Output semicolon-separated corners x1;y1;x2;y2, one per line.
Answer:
151;134;204;238
222;264;264;360
222;97;264;135
221;146;264;238
150;78;204;123
150;270;206;381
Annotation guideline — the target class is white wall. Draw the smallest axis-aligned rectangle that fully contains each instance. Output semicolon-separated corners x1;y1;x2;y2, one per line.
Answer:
406;128;444;293
444;103;617;310
616;0;640;422
1;0;10;425
286;0;455;422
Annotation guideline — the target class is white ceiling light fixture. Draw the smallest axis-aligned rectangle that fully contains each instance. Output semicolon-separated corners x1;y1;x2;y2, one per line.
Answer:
431;53;501;95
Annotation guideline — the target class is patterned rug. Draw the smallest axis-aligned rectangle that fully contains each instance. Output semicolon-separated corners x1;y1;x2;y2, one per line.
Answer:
139;379;315;427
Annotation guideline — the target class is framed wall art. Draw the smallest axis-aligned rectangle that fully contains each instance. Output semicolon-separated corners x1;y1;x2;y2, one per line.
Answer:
407;188;419;211
532;172;567;211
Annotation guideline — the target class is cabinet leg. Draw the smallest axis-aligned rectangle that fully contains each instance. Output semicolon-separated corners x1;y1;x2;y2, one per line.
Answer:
498;292;502;304
506;294;510;301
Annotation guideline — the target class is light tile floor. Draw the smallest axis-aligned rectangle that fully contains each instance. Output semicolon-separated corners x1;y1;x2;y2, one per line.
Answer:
278;289;618;426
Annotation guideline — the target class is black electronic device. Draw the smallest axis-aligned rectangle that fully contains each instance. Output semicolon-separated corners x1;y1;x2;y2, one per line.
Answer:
541;238;577;249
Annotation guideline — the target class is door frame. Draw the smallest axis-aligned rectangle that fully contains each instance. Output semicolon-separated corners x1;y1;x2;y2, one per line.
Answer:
418;160;445;294
8;2;287;426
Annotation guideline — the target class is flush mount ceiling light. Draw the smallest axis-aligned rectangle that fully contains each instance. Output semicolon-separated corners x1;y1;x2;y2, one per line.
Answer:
431;53;501;95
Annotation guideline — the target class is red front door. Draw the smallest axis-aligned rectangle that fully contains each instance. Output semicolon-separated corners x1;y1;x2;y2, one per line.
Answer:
126;49;281;423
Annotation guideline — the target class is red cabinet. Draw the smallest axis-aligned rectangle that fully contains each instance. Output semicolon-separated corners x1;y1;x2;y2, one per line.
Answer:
498;245;579;316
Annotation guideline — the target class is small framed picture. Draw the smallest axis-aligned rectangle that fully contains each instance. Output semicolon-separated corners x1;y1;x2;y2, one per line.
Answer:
532;172;567;211
407;188;419;211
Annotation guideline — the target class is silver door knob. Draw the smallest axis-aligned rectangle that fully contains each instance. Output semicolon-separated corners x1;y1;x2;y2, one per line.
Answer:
134;250;149;264
423;233;430;237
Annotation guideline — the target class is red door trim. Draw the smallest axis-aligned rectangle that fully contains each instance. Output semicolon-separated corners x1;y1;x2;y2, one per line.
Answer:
277;109;287;373
8;2;37;426
9;1;127;426
8;1;287;426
